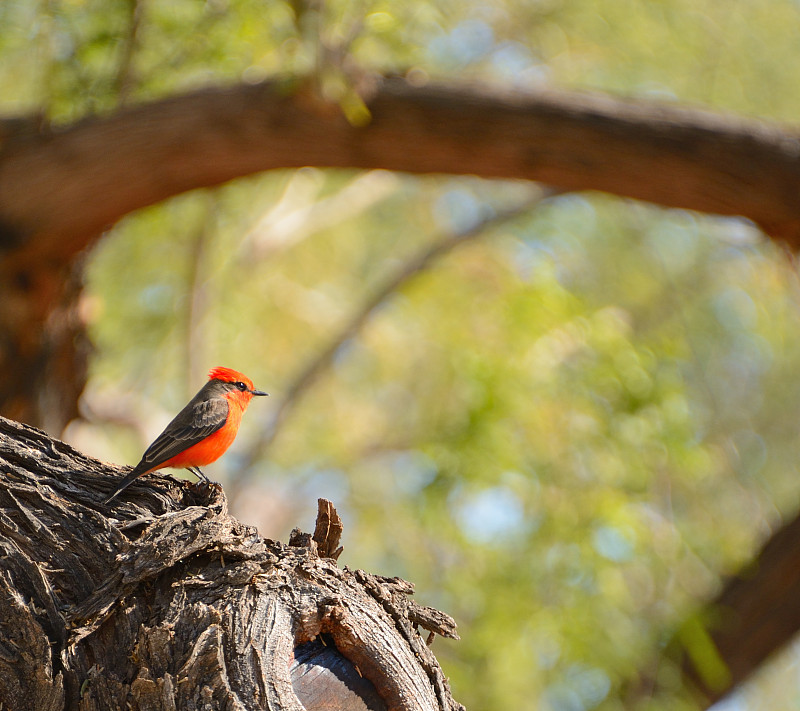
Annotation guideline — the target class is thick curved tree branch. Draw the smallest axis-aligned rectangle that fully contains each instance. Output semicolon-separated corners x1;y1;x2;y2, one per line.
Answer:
2;76;800;261
2;75;798;429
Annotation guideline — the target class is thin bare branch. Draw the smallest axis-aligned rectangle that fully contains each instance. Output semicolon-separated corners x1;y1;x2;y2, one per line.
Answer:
184;196;217;389
234;187;554;479
238;170;399;261
113;0;145;105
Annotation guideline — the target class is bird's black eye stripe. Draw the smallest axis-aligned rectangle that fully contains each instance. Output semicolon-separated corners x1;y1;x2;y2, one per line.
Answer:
234;381;248;391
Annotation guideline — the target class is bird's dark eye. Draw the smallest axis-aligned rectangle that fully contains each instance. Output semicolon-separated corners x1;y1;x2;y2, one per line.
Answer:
234;381;248;391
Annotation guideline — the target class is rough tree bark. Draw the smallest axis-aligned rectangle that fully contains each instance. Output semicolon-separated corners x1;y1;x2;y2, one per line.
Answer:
0;415;461;711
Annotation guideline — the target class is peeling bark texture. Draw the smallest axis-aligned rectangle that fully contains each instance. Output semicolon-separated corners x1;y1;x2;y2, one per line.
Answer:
0;416;462;711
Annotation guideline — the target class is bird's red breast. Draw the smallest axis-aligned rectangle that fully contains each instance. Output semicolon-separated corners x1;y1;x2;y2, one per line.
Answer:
157;401;244;470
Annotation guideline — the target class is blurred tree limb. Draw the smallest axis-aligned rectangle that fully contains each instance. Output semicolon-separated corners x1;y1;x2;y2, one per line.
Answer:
234;188;552;476
680;513;800;706
624;510;800;707
2;78;800;254
3;76;798;429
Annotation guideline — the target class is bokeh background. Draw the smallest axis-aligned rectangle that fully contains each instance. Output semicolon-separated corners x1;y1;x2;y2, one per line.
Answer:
4;1;800;709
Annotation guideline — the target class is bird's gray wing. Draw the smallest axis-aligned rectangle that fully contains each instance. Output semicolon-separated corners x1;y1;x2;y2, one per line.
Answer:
141;396;230;466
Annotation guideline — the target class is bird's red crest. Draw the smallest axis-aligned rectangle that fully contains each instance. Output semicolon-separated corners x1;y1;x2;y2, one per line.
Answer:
208;366;254;390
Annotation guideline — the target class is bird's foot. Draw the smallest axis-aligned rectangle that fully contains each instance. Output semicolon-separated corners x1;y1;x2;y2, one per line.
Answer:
188;466;212;483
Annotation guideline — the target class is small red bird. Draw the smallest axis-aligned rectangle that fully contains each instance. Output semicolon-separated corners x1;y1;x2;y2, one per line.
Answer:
104;367;267;504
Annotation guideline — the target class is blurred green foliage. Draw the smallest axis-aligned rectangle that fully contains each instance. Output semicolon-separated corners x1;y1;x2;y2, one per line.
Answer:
4;0;800;709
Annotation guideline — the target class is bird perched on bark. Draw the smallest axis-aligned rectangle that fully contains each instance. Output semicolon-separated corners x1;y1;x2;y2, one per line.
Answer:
103;366;267;504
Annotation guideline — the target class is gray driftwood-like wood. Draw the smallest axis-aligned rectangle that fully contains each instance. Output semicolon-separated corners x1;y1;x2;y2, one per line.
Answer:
0;415;461;711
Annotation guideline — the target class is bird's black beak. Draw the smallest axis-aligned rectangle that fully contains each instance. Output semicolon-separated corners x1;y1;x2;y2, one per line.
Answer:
251;389;269;396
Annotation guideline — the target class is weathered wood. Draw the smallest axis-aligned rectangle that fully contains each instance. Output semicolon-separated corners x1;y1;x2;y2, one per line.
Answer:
0;416;461;711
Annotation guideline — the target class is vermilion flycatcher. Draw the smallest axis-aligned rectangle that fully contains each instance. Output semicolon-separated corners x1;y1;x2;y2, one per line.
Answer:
103;366;267;504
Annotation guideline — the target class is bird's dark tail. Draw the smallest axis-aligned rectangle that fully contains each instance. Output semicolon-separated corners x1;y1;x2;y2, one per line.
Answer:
103;462;150;505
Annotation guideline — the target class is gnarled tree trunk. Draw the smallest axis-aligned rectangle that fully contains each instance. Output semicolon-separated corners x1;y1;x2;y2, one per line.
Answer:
0;415;461;711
